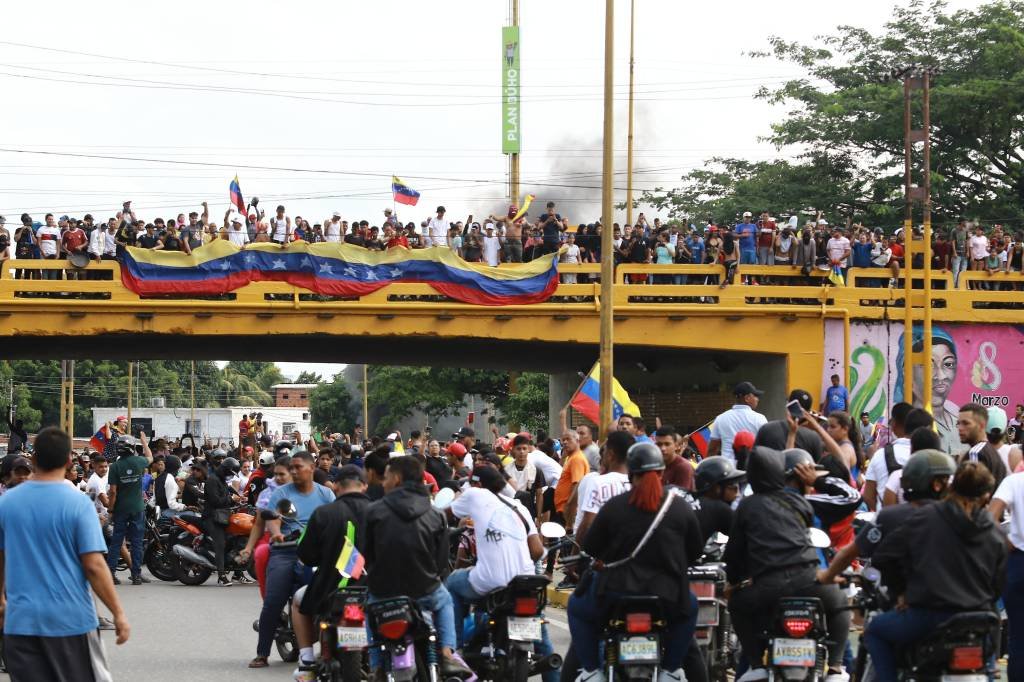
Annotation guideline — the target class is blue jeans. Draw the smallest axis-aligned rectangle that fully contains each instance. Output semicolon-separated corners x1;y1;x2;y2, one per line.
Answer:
740;249;757;265
1005;549;1024;681
106;510;144;578
256;547;308;657
952;255;968;287
568;578;698;671
159;508;179;520
447;568;558;682
863;606;956;682
366;584;456;671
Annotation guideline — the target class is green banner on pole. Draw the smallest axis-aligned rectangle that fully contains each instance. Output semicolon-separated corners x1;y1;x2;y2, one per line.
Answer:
502;26;520;155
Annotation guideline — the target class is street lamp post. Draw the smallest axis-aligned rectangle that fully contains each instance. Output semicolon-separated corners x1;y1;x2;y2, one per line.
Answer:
598;0;615;438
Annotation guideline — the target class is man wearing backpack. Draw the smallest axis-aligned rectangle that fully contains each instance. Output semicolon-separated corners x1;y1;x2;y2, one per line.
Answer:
863;402;913;511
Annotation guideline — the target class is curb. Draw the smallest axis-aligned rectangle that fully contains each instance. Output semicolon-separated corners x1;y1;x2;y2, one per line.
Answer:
546;586;570;608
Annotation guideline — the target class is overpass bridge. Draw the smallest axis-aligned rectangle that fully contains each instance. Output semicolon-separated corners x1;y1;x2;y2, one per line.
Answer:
2;259;1021;428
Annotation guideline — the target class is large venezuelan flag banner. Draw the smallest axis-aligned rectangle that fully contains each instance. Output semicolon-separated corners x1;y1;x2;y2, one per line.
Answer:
120;241;561;306
569;361;642;425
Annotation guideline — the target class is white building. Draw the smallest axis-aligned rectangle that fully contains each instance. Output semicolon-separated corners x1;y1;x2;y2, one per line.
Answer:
91;406;311;446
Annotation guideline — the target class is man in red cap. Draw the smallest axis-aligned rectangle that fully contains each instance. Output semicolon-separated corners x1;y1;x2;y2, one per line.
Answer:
732;430;756;470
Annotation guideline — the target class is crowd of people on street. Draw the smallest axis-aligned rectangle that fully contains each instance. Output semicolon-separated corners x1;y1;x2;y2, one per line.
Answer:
1;372;1024;681
1;201;1021;290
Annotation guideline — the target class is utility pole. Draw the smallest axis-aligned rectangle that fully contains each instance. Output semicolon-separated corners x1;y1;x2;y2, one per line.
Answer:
598;0;615;439
190;360;196;429
362;365;369;437
625;0;636;226
60;360;75;436
900;67;934;413
127;360;133;427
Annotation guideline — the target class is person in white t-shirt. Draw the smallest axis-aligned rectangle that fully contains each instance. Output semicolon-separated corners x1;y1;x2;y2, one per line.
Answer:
574;431;632;545
863;403;917;510
425;206;449;248
86;456;110;523
271;205;291;246
446;467;543;648
561;232;581;283
324;213;343;243
225;213;250;247
482;224;501;266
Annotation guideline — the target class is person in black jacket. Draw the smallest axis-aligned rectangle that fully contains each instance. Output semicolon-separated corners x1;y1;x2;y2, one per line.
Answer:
724;446;850;681
568;442;702;682
865;461;1006;682
291;465;371;672
204;456;241;587
693;456;745;544
362;456;469;678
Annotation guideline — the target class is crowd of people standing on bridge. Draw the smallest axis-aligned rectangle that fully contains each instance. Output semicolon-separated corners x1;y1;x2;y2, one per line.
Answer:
1;201;1021;290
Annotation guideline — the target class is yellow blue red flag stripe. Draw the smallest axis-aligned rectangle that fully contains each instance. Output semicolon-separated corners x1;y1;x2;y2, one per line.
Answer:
392;176;420;206
570;361;642;425
119;241;561;306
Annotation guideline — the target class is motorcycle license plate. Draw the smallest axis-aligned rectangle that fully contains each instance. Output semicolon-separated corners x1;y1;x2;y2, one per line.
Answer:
336;626;368;649
618;636;659;663
508;616;542;642
772;638;816;667
940;677;987;682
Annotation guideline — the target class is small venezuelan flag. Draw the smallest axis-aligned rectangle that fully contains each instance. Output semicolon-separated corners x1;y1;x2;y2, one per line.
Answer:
685;422;714;459
392;176;420;206
335;536;365;580
229;175;246;215
89;423;112;452
569;361;642;426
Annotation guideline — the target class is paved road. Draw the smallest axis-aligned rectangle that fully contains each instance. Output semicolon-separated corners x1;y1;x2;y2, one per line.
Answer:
0;569;573;682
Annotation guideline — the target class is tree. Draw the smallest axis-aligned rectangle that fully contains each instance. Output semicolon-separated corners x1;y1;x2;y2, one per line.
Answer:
225;361;286;393
500;373;550;435
308;373;357;435
294;371;324;384
638;1;1024;228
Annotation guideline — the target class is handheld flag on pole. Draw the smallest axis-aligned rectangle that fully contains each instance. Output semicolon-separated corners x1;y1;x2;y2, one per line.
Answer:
392;176;420;206
336;534;365;580
684;421;714;460
828;264;845;287
229;175;246;215
569;361;642;426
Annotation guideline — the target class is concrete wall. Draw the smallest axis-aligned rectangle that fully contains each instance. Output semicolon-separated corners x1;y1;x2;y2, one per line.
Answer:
92;407;311;444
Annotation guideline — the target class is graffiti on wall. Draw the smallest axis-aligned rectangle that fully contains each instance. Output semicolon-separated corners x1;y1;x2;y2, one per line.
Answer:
824;320;1024;454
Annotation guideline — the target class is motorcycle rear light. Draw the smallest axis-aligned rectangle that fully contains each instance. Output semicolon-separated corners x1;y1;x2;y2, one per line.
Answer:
377;619;409;640
782;618;813;638
690;581;716;599
342;604;364;624
514;596;539;616
949;645;983;671
626;613;652;634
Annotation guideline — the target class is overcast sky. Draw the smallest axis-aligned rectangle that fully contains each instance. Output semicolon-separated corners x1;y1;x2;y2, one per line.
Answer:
2;0;974;380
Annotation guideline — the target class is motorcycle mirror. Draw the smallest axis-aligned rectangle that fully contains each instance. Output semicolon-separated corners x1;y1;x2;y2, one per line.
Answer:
712;532;729;544
432;487;455;511
539;522;566;540
259;509;279;521
274;498;298;519
861;566;881;584
807;527;831;549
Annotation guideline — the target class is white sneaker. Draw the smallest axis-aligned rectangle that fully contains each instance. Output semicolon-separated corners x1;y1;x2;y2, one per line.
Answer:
658;668;687;682
575;671;606;682
736;669;769;682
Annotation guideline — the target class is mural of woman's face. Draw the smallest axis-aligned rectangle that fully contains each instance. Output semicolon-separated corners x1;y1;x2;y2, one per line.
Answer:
913;342;957;408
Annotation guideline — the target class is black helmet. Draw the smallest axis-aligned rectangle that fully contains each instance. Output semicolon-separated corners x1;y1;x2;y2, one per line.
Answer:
627;442;665;474
901;449;955;500
220;457;241;477
210;448;228;462
695;457;746;494
782;448;825;477
113;436;136;460
274;441;293;458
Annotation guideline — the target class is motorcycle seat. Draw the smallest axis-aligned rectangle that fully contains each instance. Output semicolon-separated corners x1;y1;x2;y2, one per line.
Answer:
610;595;664;621
179;511;203;525
932;610;1000;633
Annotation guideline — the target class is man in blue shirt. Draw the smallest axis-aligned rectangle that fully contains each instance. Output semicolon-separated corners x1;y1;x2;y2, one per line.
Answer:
822;374;850;416
736;212;758;265
685;230;705;265
243;449;334;669
0;427;129;680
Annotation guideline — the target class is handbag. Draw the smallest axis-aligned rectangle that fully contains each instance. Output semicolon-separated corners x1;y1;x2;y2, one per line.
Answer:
212;508;231;526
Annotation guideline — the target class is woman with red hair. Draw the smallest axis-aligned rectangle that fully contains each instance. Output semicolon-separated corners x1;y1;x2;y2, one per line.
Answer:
567;442;703;682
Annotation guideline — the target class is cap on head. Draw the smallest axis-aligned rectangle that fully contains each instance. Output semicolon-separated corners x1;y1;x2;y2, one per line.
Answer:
734;381;765;398
733;430;755;450
987;406;1008;434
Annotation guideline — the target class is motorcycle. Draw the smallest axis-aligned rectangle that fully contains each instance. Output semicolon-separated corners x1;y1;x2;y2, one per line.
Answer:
761;527;834;681
170;506;256;585
143;505;179;582
313;585;370;682
366;596;466;682
690;532;735;682
461;573;562;682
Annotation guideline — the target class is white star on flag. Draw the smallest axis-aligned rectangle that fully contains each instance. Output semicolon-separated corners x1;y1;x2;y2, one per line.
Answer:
300;257;313;268
217;260;231;270
319;263;334;274
243;253;256;264
389;268;403;278
343;266;357;277
271;259;287;270
365;270;378;281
